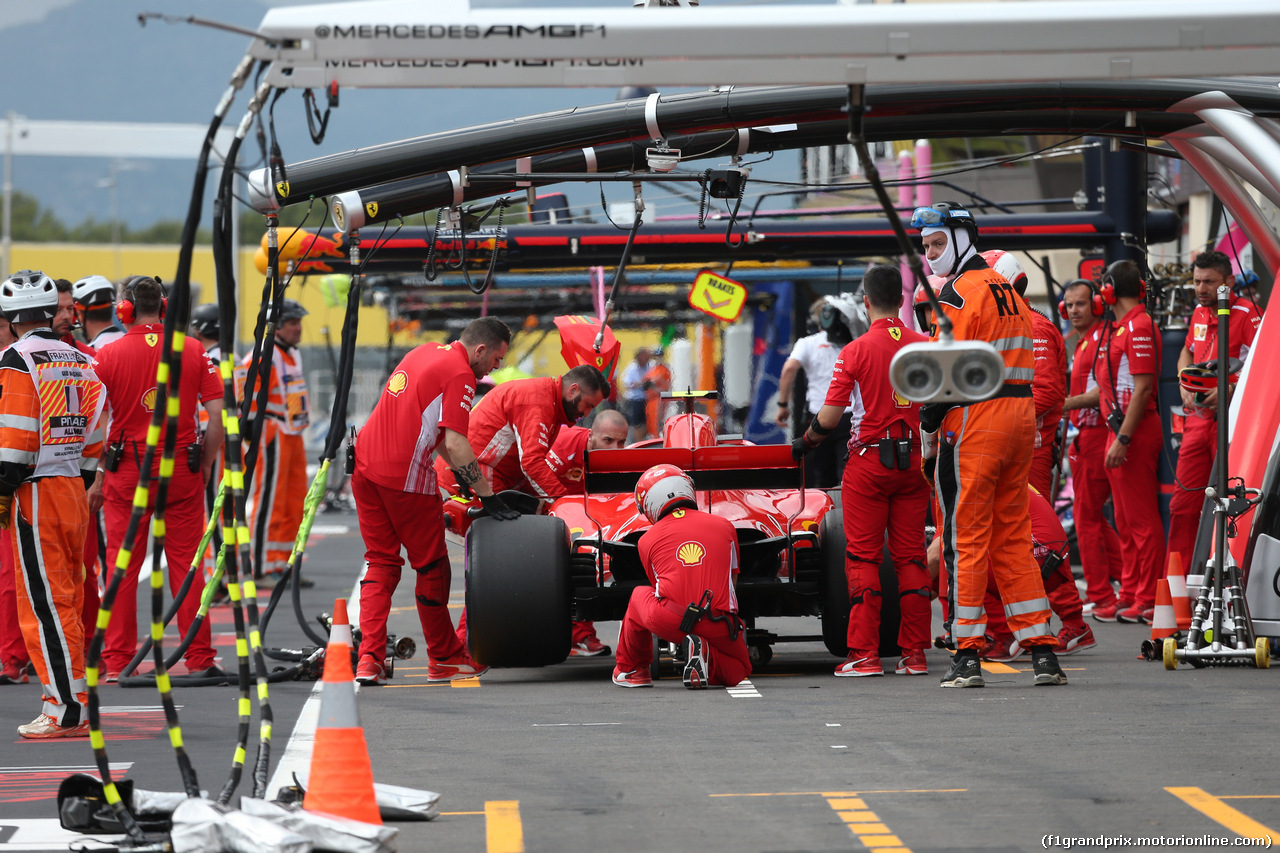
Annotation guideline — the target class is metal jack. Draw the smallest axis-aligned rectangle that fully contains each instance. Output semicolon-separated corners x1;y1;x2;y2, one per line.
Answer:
1165;285;1270;670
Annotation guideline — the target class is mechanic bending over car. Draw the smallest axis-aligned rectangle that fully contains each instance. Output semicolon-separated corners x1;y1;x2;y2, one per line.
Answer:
545;408;630;657
612;464;751;689
352;317;518;686
434;364;608;647
792;266;934;679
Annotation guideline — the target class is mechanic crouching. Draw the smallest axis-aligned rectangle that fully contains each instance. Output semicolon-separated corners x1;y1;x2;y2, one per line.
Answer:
612;464;751;690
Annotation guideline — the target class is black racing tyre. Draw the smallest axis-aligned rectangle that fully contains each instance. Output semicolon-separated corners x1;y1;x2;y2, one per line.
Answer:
819;510;850;657
465;515;571;667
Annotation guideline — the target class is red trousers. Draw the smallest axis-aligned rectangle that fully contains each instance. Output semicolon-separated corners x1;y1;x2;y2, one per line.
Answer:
1167;416;1216;577
841;450;931;653
1029;444;1057;499
1103;413;1166;609
615;586;750;687
1069;427;1123;607
102;462;216;674
937;398;1053;651
352;468;465;665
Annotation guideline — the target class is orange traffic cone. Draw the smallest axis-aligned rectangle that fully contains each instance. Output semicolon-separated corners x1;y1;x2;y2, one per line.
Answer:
1165;552;1193;631
1149;579;1178;641
303;598;382;825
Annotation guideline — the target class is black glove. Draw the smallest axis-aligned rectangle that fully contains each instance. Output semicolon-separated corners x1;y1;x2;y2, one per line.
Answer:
922;455;937;485
919;403;949;435
480;492;521;521
451;469;475;500
791;437;814;462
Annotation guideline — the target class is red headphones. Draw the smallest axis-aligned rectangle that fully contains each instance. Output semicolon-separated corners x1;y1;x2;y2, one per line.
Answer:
1059;279;1106;319
116;275;167;325
1097;261;1147;307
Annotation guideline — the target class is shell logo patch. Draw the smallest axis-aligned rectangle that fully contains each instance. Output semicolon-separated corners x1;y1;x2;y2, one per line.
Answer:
386;370;408;396
889;327;901;341
145;333;159;347
566;467;583;482
677;541;705;567
141;387;157;413
1193;323;1208;342
893;390;910;408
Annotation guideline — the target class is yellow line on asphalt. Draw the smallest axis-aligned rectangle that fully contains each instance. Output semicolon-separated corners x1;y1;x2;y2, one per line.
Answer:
1167;787;1279;843
826;795;911;852
486;800;524;853
380;679;480;689
980;662;1020;674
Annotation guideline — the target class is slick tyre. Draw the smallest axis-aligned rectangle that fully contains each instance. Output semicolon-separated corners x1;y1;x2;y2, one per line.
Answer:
465;515;571;667
819;510;850;657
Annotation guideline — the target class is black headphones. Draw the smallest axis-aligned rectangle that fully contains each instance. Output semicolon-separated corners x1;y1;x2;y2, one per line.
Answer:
116;275;167;325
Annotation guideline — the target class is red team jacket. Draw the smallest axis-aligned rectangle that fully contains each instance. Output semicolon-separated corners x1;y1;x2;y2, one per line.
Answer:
823;317;925;448
638;508;740;612
357;341;476;495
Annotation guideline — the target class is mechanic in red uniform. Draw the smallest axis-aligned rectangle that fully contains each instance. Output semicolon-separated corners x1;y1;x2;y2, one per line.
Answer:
353;318;517;685
1070;260;1164;623
612;464;751;689
437;364;608;644
793;266;932;678
0;270;106;737
913;202;1065;688
982;251;1067;497
544;409;630;656
0;314;28;685
89;276;225;680
52;279;104;637
1167;250;1261;578
435;365;609;500
1061;280;1125;620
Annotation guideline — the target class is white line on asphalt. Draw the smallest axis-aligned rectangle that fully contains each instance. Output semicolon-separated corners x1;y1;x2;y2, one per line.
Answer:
309;524;351;536
531;723;622;727
0;763;131;773
265;567;367;798
831;745;848;749
727;679;762;698
0;819;96;849
826;723;842;727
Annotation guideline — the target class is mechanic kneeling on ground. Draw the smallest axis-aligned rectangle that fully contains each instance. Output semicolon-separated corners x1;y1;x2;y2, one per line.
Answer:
612;464;751;690
793;266;933;678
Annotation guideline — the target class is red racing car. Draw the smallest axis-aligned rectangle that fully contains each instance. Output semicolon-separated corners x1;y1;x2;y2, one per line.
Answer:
444;392;899;670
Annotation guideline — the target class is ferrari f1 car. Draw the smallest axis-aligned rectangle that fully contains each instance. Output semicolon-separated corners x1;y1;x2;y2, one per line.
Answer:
443;391;902;669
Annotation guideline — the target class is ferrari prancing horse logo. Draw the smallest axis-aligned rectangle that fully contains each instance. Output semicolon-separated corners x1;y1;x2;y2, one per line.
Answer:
889;327;902;341
145;333;159;347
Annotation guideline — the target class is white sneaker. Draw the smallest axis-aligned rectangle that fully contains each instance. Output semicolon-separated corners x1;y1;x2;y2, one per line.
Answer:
682;636;708;689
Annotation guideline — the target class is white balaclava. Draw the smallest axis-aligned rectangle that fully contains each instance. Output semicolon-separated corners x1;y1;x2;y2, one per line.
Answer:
921;224;977;278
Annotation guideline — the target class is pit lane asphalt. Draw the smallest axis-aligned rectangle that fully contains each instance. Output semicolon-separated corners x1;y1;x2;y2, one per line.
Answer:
1;509;1277;852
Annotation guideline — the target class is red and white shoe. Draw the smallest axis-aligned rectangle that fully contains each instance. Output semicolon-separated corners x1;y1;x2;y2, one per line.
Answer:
355;655;387;686
834;651;883;677
570;637;612;657
895;649;928;675
1055;624;1097;656
611;666;653;688
427;654;489;682
18;714;89;740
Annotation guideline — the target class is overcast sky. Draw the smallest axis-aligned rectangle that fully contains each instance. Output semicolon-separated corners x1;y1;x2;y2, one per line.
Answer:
2;0;808;231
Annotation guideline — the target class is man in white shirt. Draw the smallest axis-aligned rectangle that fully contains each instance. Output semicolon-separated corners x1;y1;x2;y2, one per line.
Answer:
619;347;652;444
775;294;864;487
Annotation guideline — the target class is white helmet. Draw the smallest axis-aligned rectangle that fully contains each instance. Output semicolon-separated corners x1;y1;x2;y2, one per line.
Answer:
72;274;116;310
1;270;58;324
635;463;696;523
981;250;1028;295
821;292;869;338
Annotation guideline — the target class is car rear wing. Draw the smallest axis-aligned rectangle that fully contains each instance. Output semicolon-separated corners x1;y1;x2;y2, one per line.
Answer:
584;444;802;495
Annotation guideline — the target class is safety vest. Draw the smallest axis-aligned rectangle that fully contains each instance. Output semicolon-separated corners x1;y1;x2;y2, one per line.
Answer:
10;335;106;479
240;344;310;436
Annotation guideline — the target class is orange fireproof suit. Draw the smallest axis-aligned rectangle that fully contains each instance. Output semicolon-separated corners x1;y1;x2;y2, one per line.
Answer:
927;257;1054;652
0;331;105;726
